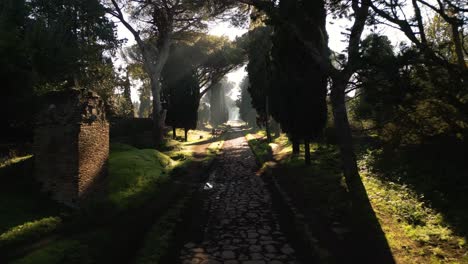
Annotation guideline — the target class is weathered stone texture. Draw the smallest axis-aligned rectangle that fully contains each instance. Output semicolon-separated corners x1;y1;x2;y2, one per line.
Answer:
34;125;79;204
34;89;108;207
78;122;109;197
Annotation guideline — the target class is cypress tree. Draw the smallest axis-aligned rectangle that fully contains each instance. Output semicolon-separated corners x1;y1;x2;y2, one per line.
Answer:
162;44;200;141
270;0;328;164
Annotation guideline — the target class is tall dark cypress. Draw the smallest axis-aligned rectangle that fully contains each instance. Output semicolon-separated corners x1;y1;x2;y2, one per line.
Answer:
162;44;200;141
270;0;328;164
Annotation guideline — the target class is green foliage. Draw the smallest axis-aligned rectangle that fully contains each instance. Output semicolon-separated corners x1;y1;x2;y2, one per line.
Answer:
188;34;245;84
356;142;468;262
1;0;118;141
27;0;118;87
352;31;467;148
210;78;232;127
0;217;61;248
1;0;35;140
163;42;201;131
425;14;466;66
269;1;328;141
353;34;410;124
237;77;257;127
350;30;468;256
250;129;468;262
243;26;272;123
123;32;245;124
241;4;328;163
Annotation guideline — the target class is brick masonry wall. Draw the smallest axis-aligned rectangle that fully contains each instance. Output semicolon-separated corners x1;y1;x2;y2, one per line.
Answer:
34;125;79;206
78;121;109;198
34;89;109;207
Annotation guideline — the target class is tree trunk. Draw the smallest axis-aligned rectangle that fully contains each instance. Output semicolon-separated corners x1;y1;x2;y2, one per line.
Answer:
304;139;311;165
146;37;171;147
210;84;222;128
150;77;165;146
184;128;188;142
292;137;300;155
331;79;394;263
173;127;176;139
450;23;467;71
123;70;134;118
272;119;281;138
330;80;362;197
265;96;272;143
109;1;173;148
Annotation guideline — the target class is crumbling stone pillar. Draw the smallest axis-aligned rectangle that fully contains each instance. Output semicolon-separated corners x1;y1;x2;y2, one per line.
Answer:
34;89;109;207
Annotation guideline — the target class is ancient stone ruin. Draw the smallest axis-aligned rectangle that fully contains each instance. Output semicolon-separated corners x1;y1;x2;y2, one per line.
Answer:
34;89;109;207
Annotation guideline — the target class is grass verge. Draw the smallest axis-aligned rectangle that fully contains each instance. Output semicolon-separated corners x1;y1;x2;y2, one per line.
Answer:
2;129;223;263
245;132;273;164
134;196;190;264
246;131;468;263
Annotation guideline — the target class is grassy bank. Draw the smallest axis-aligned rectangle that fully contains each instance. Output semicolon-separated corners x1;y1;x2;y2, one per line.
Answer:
107;143;176;210
0;155;67;253
246;131;468;263
1;129;223;263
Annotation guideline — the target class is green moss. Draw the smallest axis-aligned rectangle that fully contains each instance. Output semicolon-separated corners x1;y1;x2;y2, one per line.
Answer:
0;217;61;248
108;144;175;210
12;240;92;264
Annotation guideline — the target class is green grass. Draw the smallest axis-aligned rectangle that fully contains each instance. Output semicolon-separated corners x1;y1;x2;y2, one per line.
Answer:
2;129;225;264
134;197;189;264
207;140;224;156
0;217;62;248
245;133;273;164
359;152;468;263
11;239;92;264
108;143;177;210
0;155;65;249
167;128;213;144
247;130;468;263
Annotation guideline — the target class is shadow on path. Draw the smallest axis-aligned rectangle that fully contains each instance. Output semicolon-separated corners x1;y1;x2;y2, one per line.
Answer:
173;127;305;263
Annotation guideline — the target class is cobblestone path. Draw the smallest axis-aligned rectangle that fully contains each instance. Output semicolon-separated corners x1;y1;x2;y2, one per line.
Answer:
179;129;301;264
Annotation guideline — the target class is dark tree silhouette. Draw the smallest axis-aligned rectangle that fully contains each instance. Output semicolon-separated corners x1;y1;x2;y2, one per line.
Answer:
162;44;201;141
270;1;328;165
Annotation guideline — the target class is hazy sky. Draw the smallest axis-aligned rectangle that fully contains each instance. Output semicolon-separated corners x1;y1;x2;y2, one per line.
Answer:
207;21;248;101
